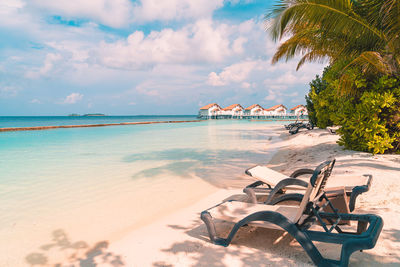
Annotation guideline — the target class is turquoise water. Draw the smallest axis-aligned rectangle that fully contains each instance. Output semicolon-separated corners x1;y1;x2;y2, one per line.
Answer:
0;115;197;128
0;120;284;266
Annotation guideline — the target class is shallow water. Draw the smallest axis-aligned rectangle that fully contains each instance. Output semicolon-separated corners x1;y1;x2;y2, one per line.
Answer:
0;120;284;266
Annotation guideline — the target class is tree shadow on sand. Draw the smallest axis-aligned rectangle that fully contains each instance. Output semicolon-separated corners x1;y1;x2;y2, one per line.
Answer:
154;216;400;267
25;229;124;267
217;128;279;141
124;148;271;188
151;219;312;267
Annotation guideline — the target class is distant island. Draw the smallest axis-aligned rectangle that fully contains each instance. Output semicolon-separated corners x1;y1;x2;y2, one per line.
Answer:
68;113;106;117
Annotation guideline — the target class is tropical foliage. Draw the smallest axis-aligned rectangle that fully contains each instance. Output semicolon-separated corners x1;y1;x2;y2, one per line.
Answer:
307;68;400;154
335;76;400;154
268;0;400;94
306;68;329;126
269;0;400;154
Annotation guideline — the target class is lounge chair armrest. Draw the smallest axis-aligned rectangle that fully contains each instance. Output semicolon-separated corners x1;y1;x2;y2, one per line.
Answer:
268;193;304;205
307;212;383;246
265;178;309;204
290;168;314;178
305;212;383;266
348;174;373;212
245;180;268;188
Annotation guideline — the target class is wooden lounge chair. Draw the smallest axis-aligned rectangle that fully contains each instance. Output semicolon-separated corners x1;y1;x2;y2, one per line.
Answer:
201;160;383;266
244;159;372;212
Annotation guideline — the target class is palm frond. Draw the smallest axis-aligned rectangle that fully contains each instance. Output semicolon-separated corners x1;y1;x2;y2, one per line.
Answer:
345;51;393;75
296;51;328;70
267;0;400;91
268;0;386;45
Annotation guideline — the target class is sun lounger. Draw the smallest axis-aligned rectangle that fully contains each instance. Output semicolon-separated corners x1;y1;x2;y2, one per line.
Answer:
287;121;314;134
201;160;383;266
284;121;302;130
244;160;372;212
327;126;340;134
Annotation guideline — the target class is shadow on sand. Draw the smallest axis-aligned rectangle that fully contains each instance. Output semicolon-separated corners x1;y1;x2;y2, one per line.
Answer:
25;229;124;267
151;218;400;267
124;148;272;188
152;219;311;267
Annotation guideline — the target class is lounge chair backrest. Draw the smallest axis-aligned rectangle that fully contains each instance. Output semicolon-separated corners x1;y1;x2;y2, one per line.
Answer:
293;159;336;223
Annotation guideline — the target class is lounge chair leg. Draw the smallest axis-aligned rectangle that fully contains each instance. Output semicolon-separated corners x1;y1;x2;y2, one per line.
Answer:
243;188;257;203
201;211;219;244
348;175;373;212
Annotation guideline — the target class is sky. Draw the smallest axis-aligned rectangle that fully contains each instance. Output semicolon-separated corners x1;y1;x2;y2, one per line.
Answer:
0;0;326;116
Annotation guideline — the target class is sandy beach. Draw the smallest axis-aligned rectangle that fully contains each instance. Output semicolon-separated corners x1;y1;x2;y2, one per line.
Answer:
105;126;400;267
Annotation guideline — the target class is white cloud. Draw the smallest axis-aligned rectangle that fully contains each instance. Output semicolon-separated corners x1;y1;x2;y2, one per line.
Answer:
241;82;251;89
264;90;277;101
30;98;41;104
207;61;258;86
232;37;247;54
207;72;225;86
264;88;300;103
46;41;89;62
97;19;237;69
0;0;25;11
136;82;161;97
132;0;224;23
63;92;83;104
25;53;62;78
0;0;34;29
30;0;134;28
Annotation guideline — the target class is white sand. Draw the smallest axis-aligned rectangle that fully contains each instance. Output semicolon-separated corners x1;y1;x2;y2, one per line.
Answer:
80;127;400;266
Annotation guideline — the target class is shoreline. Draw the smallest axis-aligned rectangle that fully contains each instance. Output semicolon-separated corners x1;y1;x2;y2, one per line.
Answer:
0;120;201;132
0;118;306;132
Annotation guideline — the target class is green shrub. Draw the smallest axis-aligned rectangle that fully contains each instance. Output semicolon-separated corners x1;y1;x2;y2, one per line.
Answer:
306;68;400;154
306;74;328;126
306;66;339;128
335;76;400;154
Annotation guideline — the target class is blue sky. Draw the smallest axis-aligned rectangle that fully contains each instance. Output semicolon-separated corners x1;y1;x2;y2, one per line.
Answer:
0;0;325;115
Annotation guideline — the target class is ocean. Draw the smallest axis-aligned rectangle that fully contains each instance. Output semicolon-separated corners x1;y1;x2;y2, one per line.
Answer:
0;115;198;128
0;118;284;265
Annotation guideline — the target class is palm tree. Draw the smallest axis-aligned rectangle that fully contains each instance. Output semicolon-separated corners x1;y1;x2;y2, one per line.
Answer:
267;0;400;92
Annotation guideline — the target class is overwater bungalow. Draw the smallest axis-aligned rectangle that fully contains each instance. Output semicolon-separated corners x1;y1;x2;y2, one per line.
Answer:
221;104;244;119
244;104;264;118
290;104;308;116
265;104;287;116
261;108;272;116
198;103;222;119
